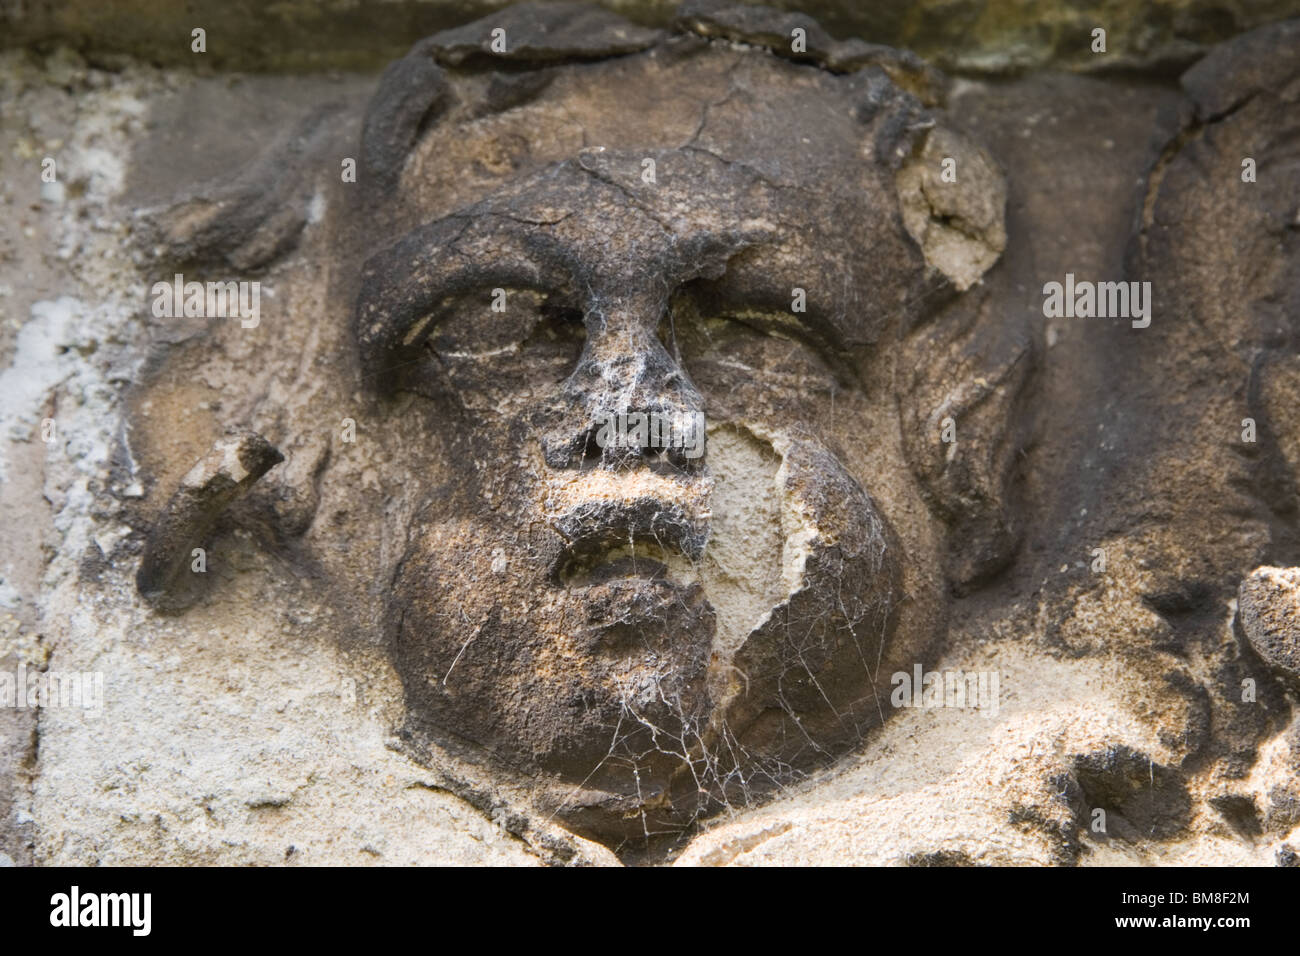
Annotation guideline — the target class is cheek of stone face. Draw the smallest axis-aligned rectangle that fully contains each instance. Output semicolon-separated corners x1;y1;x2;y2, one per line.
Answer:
387;518;717;787
665;309;849;421
663;321;913;754
719;436;907;770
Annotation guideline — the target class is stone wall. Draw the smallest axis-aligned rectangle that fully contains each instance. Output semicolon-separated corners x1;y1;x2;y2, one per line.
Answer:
4;0;1300;73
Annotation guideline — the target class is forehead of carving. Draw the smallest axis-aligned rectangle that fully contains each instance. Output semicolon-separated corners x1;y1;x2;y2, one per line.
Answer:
504;148;780;281
354;148;781;376
364;28;943;362
399;44;875;219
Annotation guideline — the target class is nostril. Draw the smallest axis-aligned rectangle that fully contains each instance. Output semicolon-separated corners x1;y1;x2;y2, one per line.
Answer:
581;428;602;467
580;427;611;470
664;440;706;474
553;427;706;474
573;407;706;473
578;421;640;471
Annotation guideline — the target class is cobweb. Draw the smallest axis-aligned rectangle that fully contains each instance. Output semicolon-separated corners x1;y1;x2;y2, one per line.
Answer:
545;506;899;857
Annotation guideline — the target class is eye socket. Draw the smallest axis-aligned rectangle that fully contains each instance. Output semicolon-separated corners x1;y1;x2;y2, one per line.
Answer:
428;289;547;357
662;288;854;399
665;289;832;361
417;290;586;393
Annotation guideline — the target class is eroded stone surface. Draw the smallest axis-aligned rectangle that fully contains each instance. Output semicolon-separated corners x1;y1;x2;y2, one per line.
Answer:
1239;567;1300;681
136;428;282;609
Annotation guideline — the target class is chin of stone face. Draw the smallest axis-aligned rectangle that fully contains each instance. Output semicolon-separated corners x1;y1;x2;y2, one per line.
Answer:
5;0;1300;870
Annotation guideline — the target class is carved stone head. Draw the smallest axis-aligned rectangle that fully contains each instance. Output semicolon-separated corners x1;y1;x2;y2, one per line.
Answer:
345;1;1019;846
132;1;1025;853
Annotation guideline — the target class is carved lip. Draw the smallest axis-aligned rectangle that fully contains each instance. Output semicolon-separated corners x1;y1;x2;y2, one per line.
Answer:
569;553;671;586
548;499;709;587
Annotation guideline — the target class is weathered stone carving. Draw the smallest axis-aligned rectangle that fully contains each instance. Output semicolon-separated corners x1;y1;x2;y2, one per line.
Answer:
344;1;1019;848
136;429;282;610
132;1;1023;852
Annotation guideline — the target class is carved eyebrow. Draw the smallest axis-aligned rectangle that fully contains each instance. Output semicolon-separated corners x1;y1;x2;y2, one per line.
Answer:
353;213;573;388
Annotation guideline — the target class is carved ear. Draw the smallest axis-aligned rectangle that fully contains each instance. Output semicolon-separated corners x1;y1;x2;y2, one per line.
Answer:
886;110;1026;593
897;292;1037;593
133;105;343;272
895;125;1007;297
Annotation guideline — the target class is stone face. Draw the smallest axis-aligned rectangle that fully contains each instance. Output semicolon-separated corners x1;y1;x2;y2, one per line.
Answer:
348;6;997;846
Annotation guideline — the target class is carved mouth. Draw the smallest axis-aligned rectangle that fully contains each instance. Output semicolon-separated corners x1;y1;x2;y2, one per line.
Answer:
549;499;709;588
558;535;684;586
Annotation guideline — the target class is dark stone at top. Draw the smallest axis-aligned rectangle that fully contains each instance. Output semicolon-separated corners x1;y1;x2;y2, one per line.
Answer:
418;1;662;67
1180;17;1300;119
672;0;945;104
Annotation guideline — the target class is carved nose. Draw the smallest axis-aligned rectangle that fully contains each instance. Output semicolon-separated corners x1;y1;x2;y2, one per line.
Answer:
544;313;706;472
